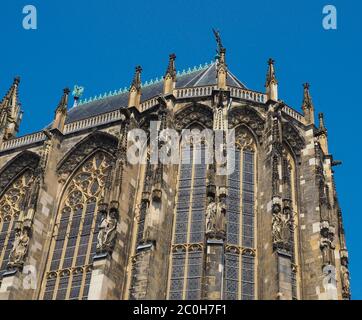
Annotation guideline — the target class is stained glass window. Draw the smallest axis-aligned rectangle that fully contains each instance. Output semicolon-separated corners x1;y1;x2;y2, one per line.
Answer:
169;144;206;300
0;171;32;278
40;152;112;300
225;253;239;300
224;142;256;300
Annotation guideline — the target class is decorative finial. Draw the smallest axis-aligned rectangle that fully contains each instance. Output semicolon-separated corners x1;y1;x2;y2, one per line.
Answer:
265;58;278;101
52;88;69;131
319;112;326;130
301;83;315;125
164;53;176;79
128;66;142;109
163;54;177;94
130;66;142;91
0;76;22;139
266;58;277;87
302;83;313;110
56;88;70;112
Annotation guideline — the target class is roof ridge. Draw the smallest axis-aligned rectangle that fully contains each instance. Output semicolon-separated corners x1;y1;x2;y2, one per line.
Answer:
76;61;213;107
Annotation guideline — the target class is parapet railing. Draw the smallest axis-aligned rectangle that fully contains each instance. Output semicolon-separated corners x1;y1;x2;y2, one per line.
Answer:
64;109;122;134
0;86;304;152
0;110;124;151
228;87;267;104
140;97;159;112
174;85;216;100
282;104;304;123
0;131;46;151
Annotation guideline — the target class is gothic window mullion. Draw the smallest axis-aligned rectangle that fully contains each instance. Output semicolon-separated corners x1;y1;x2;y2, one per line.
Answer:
225;148;241;300
40;152;112;300
0;219;16;274
0;171;32;278
241;149;255;300
169;144;193;300
53;205;78;300
66;203;91;300
185;144;206;300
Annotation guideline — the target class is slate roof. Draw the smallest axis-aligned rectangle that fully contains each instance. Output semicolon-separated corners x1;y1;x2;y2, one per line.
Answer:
66;62;247;123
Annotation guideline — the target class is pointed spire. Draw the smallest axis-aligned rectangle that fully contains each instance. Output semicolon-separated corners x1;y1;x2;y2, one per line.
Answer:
212;29;227;90
128;66;142;109
131;66;142;90
265;58;278;101
318;113;326;131
318;112;329;154
52;88;70;132
302;83;313;109
0;76;20;106
163;53;177;95
0;77;22;140
217;47;227;90
302;83;315;125
56;88;70;112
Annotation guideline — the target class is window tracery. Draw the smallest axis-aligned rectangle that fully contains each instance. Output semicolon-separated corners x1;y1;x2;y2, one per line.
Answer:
0;171;32;278
41;152;113;300
225;128;256;300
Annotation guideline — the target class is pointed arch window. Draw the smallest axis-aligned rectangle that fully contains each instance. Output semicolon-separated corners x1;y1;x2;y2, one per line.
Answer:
225;130;256;300
169;142;207;300
40;152;113;300
0;171;32;278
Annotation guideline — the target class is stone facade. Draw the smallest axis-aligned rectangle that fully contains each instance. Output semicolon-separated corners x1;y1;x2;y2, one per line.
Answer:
0;41;350;300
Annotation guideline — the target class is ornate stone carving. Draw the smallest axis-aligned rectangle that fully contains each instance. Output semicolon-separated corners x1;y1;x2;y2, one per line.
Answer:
272;155;280;197
174;104;213;130
96;202;119;255
320;235;334;267
206;188;227;240
228;106;265;140
205;196;217;234
282;122;305;157
0;171;32;222
340;251;351;299
8;226;30;270
272;196;292;251
215;198;226;235
0;151;39;197
57;132;118;181
235;128;255;151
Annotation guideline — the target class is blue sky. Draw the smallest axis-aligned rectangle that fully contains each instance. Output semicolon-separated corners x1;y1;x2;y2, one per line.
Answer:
1;0;361;299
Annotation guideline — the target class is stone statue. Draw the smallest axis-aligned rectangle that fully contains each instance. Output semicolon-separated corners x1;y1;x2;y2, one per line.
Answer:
272;214;283;244
72;85;84;99
205;196;217;234
97;207;118;254
215;200;226;234
272;204;291;249
320;237;332;266
341;266;350;296
8;228;30;269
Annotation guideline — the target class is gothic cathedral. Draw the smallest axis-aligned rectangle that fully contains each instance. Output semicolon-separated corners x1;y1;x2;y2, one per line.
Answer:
0;40;350;300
